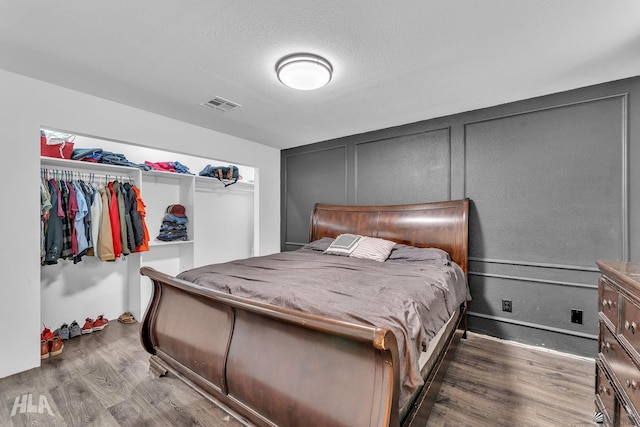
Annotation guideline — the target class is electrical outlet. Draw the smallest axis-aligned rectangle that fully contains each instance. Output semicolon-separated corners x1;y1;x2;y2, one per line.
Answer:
571;309;583;324
502;299;512;313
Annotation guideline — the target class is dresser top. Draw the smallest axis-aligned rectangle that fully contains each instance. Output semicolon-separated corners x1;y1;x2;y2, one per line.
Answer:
597;261;640;289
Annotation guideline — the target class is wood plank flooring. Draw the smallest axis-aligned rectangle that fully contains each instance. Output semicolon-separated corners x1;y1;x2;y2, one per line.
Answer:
427;333;597;427
0;322;597;426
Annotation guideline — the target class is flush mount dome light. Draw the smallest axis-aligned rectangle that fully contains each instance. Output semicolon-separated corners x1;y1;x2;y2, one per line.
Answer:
276;53;333;90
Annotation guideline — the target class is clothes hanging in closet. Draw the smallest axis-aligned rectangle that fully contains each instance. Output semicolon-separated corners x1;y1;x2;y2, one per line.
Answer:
40;172;150;265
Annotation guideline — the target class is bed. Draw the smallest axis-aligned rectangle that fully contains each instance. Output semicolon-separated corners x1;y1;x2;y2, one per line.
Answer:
139;198;470;427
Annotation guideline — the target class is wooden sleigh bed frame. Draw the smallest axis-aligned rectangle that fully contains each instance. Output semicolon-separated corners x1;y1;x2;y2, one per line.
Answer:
139;198;469;427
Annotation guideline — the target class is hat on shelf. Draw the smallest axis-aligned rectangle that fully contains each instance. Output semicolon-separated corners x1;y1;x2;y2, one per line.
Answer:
166;204;186;218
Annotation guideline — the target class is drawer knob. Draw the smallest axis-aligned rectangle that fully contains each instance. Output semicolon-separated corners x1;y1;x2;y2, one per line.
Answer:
601;342;612;352
626;379;638;391
604;299;615;309
625;320;638;334
599;386;611;395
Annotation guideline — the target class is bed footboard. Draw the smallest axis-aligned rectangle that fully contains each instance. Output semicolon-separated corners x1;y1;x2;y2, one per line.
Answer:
140;266;402;427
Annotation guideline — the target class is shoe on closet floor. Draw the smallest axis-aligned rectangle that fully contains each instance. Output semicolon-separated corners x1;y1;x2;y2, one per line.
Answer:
92;315;109;331
81;318;94;334
49;336;64;357
41;326;54;342
118;312;136;324
54;323;70;340
69;321;82;338
40;340;50;359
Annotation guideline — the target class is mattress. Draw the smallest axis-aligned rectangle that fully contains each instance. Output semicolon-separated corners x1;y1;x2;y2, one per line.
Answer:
398;308;460;420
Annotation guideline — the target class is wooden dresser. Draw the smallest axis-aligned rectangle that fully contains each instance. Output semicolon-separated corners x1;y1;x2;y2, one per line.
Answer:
596;261;640;426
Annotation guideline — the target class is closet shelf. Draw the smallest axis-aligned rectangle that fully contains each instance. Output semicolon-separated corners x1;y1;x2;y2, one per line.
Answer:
143;169;195;182
40;156;140;176
42;157;255;192
148;240;194;248
195;175;254;192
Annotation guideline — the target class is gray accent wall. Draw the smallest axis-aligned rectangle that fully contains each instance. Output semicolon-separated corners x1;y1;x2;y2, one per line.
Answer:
281;76;640;357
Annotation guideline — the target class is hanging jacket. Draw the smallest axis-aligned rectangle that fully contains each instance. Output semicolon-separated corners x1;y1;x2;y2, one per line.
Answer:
58;180;73;259
88;182;102;258
132;185;150;252
40;180;52;262
71;180;89;262
98;186;115;261
78;180;95;252
123;183;140;251
107;182;122;259
44;180;63;264
114;181;130;255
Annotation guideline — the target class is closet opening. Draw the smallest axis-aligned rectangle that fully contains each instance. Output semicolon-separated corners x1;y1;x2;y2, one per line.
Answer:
40;128;257;341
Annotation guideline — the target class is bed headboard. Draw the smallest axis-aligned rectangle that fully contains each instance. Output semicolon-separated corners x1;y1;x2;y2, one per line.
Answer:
309;198;469;273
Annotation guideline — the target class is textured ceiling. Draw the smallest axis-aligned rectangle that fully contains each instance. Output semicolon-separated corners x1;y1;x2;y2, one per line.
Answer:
2;1;640;150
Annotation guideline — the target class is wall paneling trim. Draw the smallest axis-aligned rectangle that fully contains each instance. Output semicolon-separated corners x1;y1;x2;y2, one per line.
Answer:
282;145;347;250
354;127;451;205
281;76;640;357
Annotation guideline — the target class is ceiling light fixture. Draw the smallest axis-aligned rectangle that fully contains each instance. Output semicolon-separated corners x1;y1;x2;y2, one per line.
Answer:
276;53;333;90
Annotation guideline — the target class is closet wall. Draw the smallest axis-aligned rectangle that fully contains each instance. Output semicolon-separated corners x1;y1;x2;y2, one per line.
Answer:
1;68;280;379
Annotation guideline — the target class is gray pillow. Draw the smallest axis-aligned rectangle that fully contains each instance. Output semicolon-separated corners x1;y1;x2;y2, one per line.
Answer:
387;244;451;264
350;236;396;262
325;234;363;256
300;237;335;252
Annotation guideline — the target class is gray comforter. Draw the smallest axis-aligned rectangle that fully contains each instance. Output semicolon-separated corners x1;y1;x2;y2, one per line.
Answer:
177;249;470;407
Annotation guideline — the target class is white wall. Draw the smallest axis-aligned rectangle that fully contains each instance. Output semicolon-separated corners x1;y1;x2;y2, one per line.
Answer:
0;68;280;379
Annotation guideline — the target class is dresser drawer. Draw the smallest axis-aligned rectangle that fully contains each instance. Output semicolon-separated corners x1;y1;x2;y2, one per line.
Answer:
596;362;615;425
600;277;619;329
602;324;640;412
622;295;640;358
620;409;640;427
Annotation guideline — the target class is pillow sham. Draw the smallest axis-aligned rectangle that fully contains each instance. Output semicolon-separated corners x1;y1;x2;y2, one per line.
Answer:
300;237;334;252
387;244;451;264
349;236;396;262
324;233;363;256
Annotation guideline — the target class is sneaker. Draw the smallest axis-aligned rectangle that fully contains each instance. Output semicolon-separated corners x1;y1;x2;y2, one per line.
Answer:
40;340;50;359
54;323;70;340
41;326;54;342
81;318;94;334
69;321;82;338
49;336;64;357
118;312;136;324
92;315;109;331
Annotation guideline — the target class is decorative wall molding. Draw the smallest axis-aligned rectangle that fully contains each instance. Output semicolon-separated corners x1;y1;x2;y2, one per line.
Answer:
469;271;598;289
284;242;305;247
353;127;452;204
282;145;348;247
468;311;598;340
469;257;600;272
461;93;628;133
463;93;629;265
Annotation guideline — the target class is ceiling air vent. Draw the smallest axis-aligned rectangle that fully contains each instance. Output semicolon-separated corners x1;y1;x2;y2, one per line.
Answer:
201;96;242;113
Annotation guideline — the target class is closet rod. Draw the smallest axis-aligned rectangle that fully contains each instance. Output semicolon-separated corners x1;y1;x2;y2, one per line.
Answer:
40;168;135;184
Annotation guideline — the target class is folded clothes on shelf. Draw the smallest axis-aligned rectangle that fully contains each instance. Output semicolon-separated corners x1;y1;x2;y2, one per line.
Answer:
156;204;188;242
145;161;194;175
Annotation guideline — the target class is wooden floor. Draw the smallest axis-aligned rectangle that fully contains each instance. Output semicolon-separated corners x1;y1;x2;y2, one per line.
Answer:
427;333;597;427
0;322;597;427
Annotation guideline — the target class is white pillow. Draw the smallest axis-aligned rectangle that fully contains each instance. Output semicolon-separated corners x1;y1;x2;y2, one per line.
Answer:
324;233;363;256
349;236;396;262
